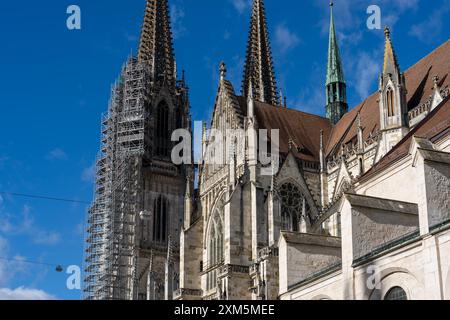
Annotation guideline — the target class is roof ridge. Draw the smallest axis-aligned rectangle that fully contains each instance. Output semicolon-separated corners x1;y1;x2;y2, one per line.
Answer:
253;99;331;120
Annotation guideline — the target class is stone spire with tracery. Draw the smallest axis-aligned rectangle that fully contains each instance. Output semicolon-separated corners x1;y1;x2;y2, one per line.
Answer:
242;0;279;105
138;0;176;90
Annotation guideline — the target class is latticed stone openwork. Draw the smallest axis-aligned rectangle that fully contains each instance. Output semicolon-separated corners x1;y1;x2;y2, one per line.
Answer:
138;0;176;91
242;0;279;105
279;183;311;232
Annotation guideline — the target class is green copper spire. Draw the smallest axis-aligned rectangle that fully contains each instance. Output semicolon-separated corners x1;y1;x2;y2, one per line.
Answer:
326;1;345;86
326;1;348;125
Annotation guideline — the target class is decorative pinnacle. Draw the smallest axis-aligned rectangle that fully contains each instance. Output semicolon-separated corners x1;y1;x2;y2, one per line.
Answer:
288;138;294;151
357;111;362;128
433;75;440;89
242;0;279;105
320;130;324;150
220;61;227;81
384;26;391;39
138;0;176;88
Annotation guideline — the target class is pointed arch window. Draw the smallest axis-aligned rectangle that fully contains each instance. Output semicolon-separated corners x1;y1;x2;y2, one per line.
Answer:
207;207;224;268
153;195;168;243
279;183;311;232
386;87;395;117
155;101;170;157
206;201;224;291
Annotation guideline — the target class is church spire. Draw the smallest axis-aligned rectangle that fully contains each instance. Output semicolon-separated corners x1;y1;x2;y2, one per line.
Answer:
325;1;348;125
242;0;279;105
376;27;408;161
138;0;176;89
382;27;400;76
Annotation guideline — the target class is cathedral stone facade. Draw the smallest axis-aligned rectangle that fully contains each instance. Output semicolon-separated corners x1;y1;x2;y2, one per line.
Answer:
86;0;450;301
176;0;450;301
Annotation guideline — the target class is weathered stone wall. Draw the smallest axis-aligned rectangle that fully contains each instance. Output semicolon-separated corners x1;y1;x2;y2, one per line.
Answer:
280;272;343;300
179;219;203;292
279;233;341;294
424;161;450;227
350;205;418;260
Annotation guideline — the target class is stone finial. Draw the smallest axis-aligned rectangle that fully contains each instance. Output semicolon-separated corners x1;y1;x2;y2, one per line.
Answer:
320;130;324;150
384;26;391;39
433;75;440;90
288;138;294;151
220;61;227;81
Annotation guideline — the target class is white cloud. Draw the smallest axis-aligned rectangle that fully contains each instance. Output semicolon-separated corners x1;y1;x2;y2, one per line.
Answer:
33;231;61;246
409;1;450;44
46;148;68;161
315;0;419;36
0;156;8;168
124;33;138;43
0;205;61;246
74;223;84;236
224;30;231;40
389;0;420;11
0;237;29;287
351;51;381;100
0;287;56;300
230;0;252;14
292;86;324;115
0;236;10;286
81;163;95;183
289;62;325;115
171;4;186;39
275;24;300;54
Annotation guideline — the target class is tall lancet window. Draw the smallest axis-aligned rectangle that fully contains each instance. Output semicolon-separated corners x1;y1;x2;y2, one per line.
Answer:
386;87;395;117
156;101;170;157
153;195;168;243
206;202;224;291
280;183;310;232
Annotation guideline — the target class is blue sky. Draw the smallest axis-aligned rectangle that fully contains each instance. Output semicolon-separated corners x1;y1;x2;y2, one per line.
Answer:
0;0;448;300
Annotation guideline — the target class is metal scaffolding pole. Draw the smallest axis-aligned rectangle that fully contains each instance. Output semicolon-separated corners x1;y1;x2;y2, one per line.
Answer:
84;58;150;300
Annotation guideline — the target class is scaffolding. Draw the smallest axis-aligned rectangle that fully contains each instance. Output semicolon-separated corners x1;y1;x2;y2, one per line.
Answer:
84;58;151;300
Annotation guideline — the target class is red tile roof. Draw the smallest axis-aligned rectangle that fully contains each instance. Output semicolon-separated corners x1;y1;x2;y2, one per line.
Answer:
361;95;450;181
229;39;449;166
236;97;332;162
326;39;450;156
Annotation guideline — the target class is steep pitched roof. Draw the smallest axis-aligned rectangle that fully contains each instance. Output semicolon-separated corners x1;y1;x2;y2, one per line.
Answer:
236;97;332;162
326;39;450;156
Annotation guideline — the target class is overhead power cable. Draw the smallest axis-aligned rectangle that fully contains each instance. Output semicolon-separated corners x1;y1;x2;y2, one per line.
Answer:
0;191;90;205
0;256;66;272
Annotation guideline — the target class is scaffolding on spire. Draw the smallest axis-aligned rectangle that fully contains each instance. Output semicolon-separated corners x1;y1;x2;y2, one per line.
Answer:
84;58;151;300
